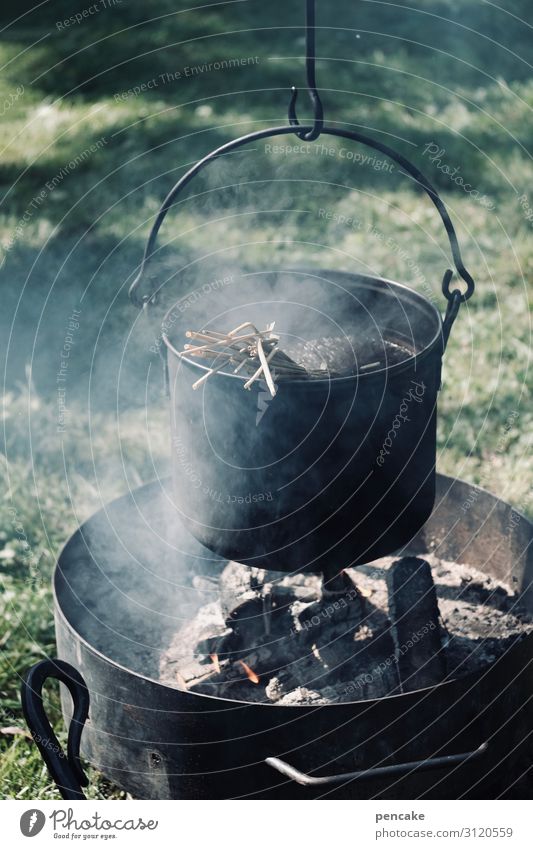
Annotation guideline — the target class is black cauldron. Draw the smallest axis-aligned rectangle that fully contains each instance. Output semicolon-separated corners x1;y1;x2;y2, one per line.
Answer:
129;125;475;574
164;268;443;573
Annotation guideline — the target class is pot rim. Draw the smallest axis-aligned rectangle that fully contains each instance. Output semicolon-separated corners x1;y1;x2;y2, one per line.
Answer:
161;269;445;386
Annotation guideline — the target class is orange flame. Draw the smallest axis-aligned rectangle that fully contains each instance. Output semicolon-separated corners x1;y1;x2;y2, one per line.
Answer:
239;660;260;684
210;653;220;674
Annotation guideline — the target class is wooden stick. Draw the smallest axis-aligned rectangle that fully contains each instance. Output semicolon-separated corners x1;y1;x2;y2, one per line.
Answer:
255;336;277;397
192;357;231;390
185;330;229;342
228;322;259;337
182;321;345;390
183;345;232;356
234;345;255;373
182;351;250;368
243;344;278;390
182;333;256;355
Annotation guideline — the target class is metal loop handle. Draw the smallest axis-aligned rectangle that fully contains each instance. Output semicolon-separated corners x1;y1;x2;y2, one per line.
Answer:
266;740;488;788
21;658;90;801
442;286;463;348
129;124;475;316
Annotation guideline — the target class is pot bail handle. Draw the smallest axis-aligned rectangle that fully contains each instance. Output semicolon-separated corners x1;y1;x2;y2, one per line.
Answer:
21;658;90;800
129;124;475;330
265;740;488;788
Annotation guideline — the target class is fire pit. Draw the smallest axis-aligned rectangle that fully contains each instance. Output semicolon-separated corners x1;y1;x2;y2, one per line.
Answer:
21;474;533;799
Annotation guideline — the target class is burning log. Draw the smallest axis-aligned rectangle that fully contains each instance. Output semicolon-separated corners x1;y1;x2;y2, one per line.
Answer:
293;574;366;639
159;549;533;705
164;558;449;702
219;562;264;621
387;556;446;690
218;562;296;640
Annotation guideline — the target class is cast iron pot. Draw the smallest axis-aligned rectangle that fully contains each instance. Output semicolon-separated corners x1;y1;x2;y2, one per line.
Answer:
20;475;533;800
129;125;475;574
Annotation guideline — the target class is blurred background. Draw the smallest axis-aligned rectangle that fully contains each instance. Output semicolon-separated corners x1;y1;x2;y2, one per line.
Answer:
0;0;531;798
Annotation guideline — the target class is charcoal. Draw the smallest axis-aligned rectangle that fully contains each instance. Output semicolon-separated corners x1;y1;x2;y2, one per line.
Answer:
387;556;446;689
219;561;263;621
160;554;533;704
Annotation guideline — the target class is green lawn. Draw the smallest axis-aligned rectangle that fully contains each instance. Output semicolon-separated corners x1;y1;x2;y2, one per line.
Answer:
0;0;532;798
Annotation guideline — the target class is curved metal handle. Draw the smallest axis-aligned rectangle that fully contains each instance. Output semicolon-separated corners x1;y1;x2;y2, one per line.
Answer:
265;740;488;787
21;658;90;800
129;123;475;326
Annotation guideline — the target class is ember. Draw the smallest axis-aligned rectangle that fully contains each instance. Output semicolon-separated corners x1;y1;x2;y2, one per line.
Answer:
239;660;260;684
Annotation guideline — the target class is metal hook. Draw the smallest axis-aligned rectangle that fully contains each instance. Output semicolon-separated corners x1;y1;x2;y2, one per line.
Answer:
289;0;324;141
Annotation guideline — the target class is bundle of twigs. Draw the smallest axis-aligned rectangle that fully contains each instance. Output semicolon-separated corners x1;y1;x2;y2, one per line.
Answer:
179;321;328;396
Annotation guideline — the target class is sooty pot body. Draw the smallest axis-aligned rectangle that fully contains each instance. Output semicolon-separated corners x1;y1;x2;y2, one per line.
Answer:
165;270;444;573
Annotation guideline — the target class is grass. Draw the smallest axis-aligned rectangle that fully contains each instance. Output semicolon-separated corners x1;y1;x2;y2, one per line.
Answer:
0;0;532;799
